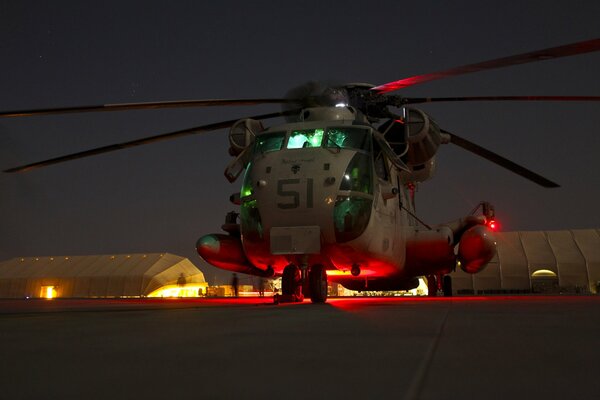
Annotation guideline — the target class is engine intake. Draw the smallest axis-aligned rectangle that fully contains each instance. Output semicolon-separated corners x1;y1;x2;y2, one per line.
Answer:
196;234;273;277
228;119;263;156
404;108;442;166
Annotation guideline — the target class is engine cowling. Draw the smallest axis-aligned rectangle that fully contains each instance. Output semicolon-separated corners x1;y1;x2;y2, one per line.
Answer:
457;225;496;273
228;119;263;156
404;108;442;166
393;108;445;183
196;234;272;277
225;119;264;182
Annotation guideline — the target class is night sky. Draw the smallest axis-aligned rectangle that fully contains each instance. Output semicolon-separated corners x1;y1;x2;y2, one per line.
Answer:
1;1;599;285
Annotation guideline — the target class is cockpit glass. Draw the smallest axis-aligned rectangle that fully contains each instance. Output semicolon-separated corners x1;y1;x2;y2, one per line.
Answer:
287;129;324;149
255;132;285;154
325;128;371;152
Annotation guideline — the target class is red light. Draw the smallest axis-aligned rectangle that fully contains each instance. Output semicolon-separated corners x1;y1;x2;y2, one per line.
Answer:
487;220;498;231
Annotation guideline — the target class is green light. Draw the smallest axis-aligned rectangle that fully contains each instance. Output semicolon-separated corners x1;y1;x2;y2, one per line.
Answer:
242;187;252;197
287;129;324;149
240;162;253;198
310;129;324;146
325;128;371;151
255;132;285;153
327;129;346;148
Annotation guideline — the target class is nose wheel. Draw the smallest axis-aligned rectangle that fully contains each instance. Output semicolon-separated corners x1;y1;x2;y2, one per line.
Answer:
308;264;328;303
275;263;328;304
427;274;453;297
281;264;302;297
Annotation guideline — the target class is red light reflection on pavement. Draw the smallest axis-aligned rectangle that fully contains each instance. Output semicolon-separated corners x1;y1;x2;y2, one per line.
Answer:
0;297;275;313
2;295;599;314
326;295;600;311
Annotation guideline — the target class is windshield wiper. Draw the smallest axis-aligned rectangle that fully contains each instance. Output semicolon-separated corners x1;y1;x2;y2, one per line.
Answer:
326;135;342;153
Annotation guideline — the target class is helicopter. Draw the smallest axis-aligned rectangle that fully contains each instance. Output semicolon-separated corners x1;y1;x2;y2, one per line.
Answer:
2;38;599;303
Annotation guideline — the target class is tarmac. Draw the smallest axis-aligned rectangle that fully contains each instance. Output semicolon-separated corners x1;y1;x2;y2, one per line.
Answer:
1;296;599;400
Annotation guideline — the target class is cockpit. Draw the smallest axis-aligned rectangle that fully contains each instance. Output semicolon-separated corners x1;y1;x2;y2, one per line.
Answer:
240;124;398;247
253;127;372;153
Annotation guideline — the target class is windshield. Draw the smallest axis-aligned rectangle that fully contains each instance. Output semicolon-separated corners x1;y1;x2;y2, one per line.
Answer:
325;127;371;152
255;132;285;154
255;127;371;153
287;129;324;149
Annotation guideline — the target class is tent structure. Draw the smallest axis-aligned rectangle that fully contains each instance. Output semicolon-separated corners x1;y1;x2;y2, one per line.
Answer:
0;253;207;298
2;229;598;298
451;229;600;294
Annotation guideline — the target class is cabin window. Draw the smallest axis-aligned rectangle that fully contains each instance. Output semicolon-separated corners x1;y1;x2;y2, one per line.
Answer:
287;129;324;149
240;162;254;198
325;128;371;152
240;199;263;240
339;153;373;194
255;132;285;154
240;162;263;240
372;138;389;180
333;196;372;242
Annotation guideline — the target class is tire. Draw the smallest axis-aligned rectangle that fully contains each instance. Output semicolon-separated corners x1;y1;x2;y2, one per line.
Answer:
443;275;453;297
427;275;437;297
309;265;328;303
282;264;300;296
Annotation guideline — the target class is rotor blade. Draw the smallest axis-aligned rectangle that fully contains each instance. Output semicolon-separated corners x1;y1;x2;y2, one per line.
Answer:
404;95;600;104
372;38;600;94
443;129;559;188
4;109;299;173
0;98;294;118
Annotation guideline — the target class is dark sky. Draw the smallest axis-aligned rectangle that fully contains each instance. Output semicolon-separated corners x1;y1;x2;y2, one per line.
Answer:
1;1;599;285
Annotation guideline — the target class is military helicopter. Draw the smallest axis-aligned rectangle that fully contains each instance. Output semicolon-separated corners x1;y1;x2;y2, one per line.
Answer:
3;38;600;303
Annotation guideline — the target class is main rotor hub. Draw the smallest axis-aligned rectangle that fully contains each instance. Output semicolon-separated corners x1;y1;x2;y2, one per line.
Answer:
322;83;397;119
298;106;368;123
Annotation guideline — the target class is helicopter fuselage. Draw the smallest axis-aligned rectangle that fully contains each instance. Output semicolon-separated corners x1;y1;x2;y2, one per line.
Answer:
6;38;592;301
197;107;489;293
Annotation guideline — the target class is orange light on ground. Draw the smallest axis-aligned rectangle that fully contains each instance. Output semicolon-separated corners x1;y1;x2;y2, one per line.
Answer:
147;283;208;298
326;268;379;277
325;270;351;276
238;290;276;297
40;286;56;299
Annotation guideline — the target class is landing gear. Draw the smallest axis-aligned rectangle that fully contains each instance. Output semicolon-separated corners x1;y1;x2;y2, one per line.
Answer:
274;264;303;304
281;264;302;296
442;275;453;297
308;264;328;303
427;274;453;297
275;263;329;304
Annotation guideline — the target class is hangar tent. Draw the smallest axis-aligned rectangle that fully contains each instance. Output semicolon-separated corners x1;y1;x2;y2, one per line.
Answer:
0;253;207;298
1;229;599;298
451;229;600;294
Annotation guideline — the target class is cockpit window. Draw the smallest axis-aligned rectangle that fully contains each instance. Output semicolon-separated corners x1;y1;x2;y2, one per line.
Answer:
255;132;285;154
287;129;324;149
339;153;373;194
325;128;371;152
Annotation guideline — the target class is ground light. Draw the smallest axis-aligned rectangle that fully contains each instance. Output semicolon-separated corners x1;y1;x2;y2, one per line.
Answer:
147;283;208;298
40;286;57;299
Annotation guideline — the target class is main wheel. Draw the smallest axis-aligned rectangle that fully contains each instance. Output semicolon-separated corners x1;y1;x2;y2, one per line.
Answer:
443;275;453;297
282;264;301;296
308;264;328;303
427;275;437;297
